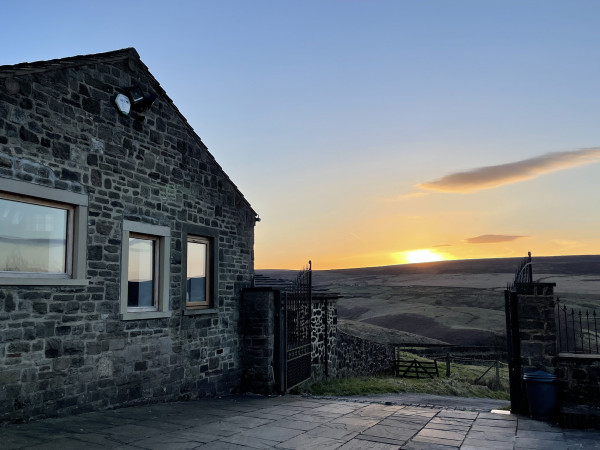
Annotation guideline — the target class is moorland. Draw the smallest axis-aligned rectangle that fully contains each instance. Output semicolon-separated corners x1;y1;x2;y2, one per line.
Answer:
258;255;600;347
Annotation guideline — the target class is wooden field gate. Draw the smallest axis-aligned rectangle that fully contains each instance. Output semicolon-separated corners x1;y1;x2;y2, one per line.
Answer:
395;358;440;379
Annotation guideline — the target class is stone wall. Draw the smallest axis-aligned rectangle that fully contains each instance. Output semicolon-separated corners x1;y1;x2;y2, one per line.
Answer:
333;331;395;378
557;356;600;405
310;297;337;381
0;49;256;422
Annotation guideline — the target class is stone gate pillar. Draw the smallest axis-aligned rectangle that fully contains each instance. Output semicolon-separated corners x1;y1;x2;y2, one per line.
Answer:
517;283;557;374
240;288;278;394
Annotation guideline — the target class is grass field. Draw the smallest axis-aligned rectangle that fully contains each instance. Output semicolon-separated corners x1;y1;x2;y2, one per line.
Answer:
299;350;510;400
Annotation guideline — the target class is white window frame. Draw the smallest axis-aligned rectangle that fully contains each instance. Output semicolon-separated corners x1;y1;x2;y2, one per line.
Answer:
120;220;171;320
0;178;88;286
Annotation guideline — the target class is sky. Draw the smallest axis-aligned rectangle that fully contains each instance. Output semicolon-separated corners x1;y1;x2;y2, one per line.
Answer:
2;1;600;270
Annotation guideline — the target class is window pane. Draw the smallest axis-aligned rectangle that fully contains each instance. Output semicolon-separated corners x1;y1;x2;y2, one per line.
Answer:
0;198;67;273
128;237;155;307
187;241;207;303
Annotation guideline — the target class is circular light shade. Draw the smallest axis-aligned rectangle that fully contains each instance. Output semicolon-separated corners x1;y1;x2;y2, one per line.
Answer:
115;93;131;115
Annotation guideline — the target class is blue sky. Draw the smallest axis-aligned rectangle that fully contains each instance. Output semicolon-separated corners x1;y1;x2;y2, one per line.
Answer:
2;1;600;268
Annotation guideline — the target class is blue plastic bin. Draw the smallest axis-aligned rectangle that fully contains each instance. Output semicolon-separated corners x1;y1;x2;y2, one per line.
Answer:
523;370;558;420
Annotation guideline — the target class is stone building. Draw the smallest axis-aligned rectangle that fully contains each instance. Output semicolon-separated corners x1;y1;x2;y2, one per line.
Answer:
0;48;258;422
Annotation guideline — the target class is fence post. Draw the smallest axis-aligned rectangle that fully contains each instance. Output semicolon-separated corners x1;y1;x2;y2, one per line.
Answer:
446;353;451;377
495;360;500;390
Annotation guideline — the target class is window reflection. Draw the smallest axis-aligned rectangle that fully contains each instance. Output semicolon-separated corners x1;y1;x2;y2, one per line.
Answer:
187;240;207;304
0;198;68;273
128;237;155;307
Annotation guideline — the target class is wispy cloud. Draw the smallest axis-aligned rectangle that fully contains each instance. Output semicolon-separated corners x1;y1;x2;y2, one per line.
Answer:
349;232;366;243
418;148;600;193
465;234;527;244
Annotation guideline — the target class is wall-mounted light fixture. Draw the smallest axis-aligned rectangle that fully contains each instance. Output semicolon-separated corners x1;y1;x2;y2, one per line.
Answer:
114;86;158;116
128;86;145;105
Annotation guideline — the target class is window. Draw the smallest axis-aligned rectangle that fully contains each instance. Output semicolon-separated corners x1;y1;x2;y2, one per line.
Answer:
182;224;218;313
120;220;171;320
186;236;210;308
127;234;159;310
0;178;88;285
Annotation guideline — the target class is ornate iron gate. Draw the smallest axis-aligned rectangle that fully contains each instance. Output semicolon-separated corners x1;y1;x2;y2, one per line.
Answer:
280;261;312;391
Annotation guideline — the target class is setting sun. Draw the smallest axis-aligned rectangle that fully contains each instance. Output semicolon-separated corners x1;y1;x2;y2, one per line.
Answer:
399;249;445;265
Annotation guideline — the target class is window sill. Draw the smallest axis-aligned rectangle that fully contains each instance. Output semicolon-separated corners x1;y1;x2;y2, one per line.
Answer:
0;278;90;286
120;311;172;321
184;308;218;316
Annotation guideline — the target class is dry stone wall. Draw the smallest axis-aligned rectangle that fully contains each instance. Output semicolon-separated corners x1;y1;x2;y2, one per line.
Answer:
310;297;337;381
332;331;395;378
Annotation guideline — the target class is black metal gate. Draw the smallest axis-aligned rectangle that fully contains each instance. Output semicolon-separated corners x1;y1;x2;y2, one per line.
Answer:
504;252;533;414
276;261;312;392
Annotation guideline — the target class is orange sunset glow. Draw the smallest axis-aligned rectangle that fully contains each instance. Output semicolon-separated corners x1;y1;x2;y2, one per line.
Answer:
397;249;447;265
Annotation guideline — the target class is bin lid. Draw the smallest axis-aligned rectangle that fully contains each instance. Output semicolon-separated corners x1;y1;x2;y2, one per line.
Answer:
522;370;557;381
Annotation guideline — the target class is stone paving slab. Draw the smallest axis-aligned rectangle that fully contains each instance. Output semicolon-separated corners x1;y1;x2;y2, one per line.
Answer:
411;431;463;447
473;417;517;428
470;423;517;434
402;440;461;450
360;423;418;441
219;433;280;449
353;434;407;446
272;417;321;431
514;436;570;449
417;427;468;441
276;433;344;449
462;438;515;450
466;429;519;442
240;422;305;442
337;439;399;450
3;394;600;449
330;416;380;430
517;429;566;440
305;423;360;440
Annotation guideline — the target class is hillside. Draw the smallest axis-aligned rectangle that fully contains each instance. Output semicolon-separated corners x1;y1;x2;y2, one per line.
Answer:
258;255;600;346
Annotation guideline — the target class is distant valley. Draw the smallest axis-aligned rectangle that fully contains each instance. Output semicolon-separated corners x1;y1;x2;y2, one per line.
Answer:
258;255;600;347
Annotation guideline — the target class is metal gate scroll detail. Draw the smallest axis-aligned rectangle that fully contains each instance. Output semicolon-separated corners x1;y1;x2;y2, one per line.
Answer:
283;261;312;390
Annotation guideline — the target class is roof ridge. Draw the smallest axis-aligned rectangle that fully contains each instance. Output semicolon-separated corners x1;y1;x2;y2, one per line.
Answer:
0;48;135;78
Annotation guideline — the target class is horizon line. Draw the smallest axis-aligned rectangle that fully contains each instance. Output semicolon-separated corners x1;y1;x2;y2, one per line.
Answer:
255;253;600;272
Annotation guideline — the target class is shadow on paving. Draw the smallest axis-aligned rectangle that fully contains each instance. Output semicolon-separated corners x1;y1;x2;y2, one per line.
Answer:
2;394;600;449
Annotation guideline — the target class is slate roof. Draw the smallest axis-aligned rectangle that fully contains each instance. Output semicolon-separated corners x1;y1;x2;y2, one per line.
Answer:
0;48;258;217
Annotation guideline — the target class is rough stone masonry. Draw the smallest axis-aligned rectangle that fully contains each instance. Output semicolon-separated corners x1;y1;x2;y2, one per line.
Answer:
0;48;258;422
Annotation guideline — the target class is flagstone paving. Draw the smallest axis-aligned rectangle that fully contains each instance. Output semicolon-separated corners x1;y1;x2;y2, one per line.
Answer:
2;395;600;449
